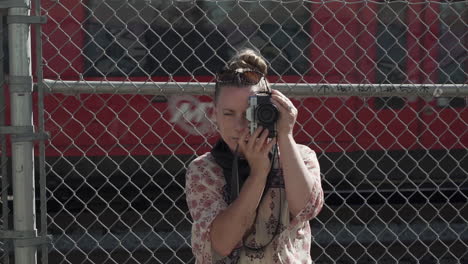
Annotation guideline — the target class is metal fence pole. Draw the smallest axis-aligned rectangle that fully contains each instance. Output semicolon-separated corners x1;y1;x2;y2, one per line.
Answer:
0;12;11;264
32;0;48;261
8;3;37;264
43;80;468;97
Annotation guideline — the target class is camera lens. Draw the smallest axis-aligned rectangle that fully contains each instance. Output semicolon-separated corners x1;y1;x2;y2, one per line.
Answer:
256;104;279;124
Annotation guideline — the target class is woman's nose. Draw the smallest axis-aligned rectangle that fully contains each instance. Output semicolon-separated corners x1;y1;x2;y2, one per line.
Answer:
234;115;248;131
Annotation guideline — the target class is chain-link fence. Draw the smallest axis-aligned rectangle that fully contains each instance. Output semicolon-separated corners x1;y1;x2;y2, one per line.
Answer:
1;0;467;263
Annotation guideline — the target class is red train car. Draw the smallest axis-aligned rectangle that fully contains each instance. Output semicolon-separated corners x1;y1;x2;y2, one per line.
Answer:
39;2;466;144
3;1;466;199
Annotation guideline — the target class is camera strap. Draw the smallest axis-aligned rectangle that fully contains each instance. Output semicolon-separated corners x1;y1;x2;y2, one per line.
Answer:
232;142;283;252
231;144;240;202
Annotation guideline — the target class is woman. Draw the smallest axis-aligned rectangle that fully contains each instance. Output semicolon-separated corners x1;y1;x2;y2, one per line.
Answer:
185;48;324;263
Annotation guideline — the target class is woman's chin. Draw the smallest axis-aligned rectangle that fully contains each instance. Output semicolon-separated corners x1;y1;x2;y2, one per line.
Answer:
223;140;237;152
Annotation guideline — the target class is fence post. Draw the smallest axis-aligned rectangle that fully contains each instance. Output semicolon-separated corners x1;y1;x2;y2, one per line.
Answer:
0;11;11;264
8;2;37;264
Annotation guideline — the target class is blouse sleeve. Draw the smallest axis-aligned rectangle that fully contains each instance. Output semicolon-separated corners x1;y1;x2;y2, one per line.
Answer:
290;145;324;225
185;154;227;263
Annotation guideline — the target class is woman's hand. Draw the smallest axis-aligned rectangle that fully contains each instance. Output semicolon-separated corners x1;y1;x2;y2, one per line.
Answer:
237;126;276;177
271;89;298;138
211;127;276;257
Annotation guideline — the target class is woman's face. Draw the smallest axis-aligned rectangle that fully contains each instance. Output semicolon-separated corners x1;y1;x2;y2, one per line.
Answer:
214;85;255;153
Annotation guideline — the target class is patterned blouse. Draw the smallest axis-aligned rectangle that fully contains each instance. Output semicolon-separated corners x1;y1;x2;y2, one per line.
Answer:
185;144;324;263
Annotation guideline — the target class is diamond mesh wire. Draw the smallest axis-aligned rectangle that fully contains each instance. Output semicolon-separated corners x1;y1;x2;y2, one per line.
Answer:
22;0;468;263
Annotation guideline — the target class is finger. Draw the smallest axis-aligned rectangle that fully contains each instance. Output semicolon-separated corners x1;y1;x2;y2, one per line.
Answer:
271;96;290;112
238;128;249;150
261;138;276;155
272;94;296;113
262;137;277;154
271;89;285;97
255;128;269;152
239;128;248;142
247;126;263;150
271;92;288;104
271;89;289;101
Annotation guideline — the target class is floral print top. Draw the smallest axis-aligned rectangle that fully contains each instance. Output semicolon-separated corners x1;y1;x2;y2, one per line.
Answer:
185;144;324;263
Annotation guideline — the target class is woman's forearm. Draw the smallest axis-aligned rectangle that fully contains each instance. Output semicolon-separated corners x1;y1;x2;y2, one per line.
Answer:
278;134;318;217
210;173;267;256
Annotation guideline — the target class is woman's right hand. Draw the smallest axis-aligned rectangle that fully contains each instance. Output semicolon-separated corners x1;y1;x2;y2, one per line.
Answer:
211;127;276;257
237;126;276;178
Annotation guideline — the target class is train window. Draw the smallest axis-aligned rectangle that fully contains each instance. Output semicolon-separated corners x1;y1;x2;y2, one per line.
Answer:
436;97;466;108
374;97;406;110
374;2;466;110
83;0;311;78
439;2;466;85
1;14;8;75
374;2;407;110
437;2;466;108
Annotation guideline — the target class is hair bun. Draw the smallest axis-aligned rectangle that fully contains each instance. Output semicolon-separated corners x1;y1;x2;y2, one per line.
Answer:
227;48;268;75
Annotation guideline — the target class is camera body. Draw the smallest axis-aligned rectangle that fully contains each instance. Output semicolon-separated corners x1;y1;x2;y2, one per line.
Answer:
246;93;279;138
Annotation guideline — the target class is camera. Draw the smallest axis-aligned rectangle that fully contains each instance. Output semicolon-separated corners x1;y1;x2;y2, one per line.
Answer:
246;93;279;138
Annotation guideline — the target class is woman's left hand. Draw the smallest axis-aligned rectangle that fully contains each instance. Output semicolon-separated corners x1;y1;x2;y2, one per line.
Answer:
271;89;297;138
